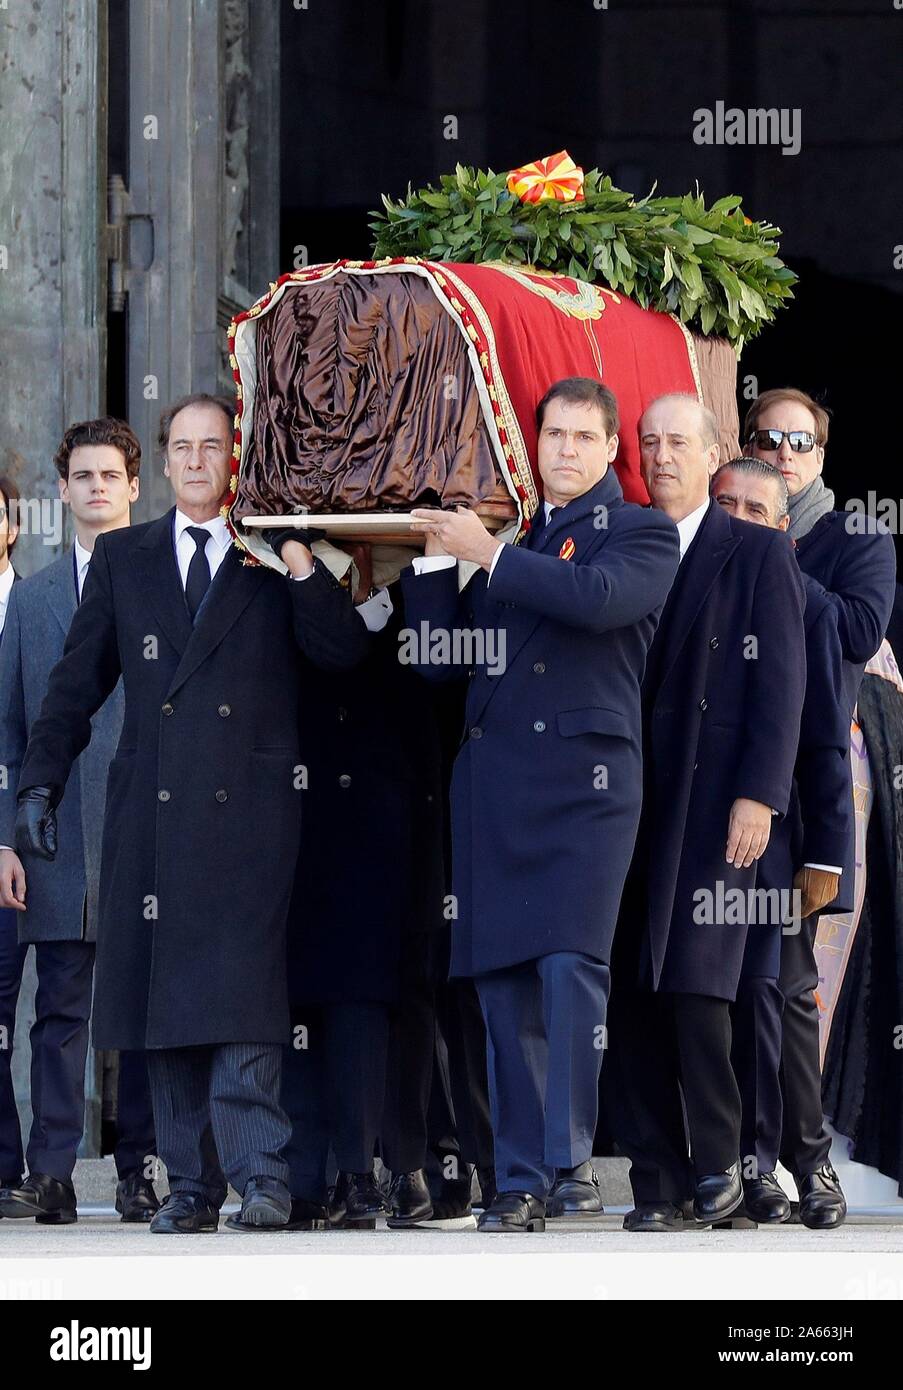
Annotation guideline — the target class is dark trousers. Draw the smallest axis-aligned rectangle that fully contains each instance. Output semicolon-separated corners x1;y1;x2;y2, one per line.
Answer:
431;977;494;1172
0;908;28;1181
383;931;445;1174
605;987;741;1204
281;1004;389;1203
147;1042;289;1207
0;914;156;1184
778;914;831;1175
731;975;784;1177
475;951;610;1199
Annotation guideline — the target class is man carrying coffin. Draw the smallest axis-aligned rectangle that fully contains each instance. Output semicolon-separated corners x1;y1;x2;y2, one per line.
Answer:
13;393;371;1234
605;395;806;1232
404;377;680;1233
711;457;852;1227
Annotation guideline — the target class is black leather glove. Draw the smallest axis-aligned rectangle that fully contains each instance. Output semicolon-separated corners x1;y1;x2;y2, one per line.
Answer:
14;785;59;861
264;525;327;560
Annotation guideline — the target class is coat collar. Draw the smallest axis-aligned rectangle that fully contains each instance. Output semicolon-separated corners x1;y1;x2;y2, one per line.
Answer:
649;499;742;693
528;468;624;553
133;507;268;698
42;552;78;637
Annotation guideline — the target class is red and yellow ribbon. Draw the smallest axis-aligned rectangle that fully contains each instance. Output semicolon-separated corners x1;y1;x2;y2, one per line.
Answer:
507;151;585;205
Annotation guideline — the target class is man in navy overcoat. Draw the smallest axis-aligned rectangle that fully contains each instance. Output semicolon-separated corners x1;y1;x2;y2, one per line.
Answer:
403;378;680;1232
604;395;806;1232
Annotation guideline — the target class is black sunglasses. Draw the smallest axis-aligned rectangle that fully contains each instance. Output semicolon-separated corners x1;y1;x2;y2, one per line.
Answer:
748;428;817;454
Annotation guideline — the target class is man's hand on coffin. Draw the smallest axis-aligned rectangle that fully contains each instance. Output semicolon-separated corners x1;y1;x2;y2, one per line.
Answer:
264;525;327;578
410;507;499;570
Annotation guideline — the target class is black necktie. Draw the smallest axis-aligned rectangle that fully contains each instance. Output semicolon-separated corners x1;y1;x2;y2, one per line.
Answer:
527;505;557;549
185;527;212;621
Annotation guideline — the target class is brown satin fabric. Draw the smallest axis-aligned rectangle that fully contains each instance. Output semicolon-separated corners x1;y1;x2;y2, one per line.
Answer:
233;272;507;522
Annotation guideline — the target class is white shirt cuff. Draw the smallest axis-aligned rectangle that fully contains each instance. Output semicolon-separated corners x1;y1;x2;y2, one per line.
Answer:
355;588;393;633
411;555;456;575
803;863;843;875
485;543;505;586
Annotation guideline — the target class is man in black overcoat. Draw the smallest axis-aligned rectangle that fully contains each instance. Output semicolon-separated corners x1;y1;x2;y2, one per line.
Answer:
744;387;897;1225
711;457;852;1227
605;395;806;1232
13;394;370;1234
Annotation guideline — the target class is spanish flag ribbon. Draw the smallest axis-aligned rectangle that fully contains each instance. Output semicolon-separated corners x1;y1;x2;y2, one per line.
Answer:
559;537;576;561
507;151;585;205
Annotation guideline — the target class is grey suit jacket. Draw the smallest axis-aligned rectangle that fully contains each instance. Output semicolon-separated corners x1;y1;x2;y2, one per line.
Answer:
0;551;124;942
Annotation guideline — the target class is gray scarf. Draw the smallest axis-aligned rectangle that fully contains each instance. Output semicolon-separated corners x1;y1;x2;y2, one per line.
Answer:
787;474;835;541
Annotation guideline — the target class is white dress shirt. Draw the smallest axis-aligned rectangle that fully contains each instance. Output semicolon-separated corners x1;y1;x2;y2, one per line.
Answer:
73;538;93;601
675;496;711;561
173;510;233;588
0;563;15;637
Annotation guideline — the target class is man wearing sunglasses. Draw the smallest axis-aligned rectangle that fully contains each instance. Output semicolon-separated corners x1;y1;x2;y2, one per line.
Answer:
745;388;897;1227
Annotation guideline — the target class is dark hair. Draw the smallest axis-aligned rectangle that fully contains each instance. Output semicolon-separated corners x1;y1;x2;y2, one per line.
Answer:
54;417;142;482
536;378;620;438
157;393;235;455
712;456;790;521
744;387;831;449
0;475;21;554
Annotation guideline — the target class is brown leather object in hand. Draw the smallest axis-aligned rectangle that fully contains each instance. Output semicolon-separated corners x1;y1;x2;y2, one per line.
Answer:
793;866;840;920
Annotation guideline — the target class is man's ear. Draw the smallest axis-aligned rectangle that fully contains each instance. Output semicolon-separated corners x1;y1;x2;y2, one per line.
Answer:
607;432;620;462
815;445;825;475
778;515;790;531
706;444;721;476
129;477;140;503
58;474;70;506
162;458;170;479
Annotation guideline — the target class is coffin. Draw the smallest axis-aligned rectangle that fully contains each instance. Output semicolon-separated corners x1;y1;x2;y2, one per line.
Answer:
227;258;739;577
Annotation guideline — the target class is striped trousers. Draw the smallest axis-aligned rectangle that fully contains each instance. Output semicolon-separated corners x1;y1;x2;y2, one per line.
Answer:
147;1042;290;1206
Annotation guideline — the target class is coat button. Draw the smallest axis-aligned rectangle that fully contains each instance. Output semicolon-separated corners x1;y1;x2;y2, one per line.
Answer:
698;698;707;711
215;789;228;803
218;704;231;718
533;661;546;674
709;637;719;650
339;774;352;788
470;727;483;740
157;790;170;802
161;703;173;716
534;719;546;733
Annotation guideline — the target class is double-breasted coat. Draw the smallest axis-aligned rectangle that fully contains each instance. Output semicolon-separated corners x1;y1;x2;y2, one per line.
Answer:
401;469;681;979
0;553;123;943
620;500;807;1002
18;509;370;1050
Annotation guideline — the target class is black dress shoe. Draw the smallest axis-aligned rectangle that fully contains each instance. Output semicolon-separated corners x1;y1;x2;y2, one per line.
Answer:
477;1191;545;1232
329;1171;386;1230
421;1166;478;1229
694;1161;743;1225
474;1166;497;1211
742;1172;791;1224
284;1197;329;1231
622;1201;684;1232
797;1163;847;1229
386;1169;433;1228
115;1171;161;1223
0;1173;77;1224
547;1161;605;1218
225;1175;292;1231
149;1192;219;1234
